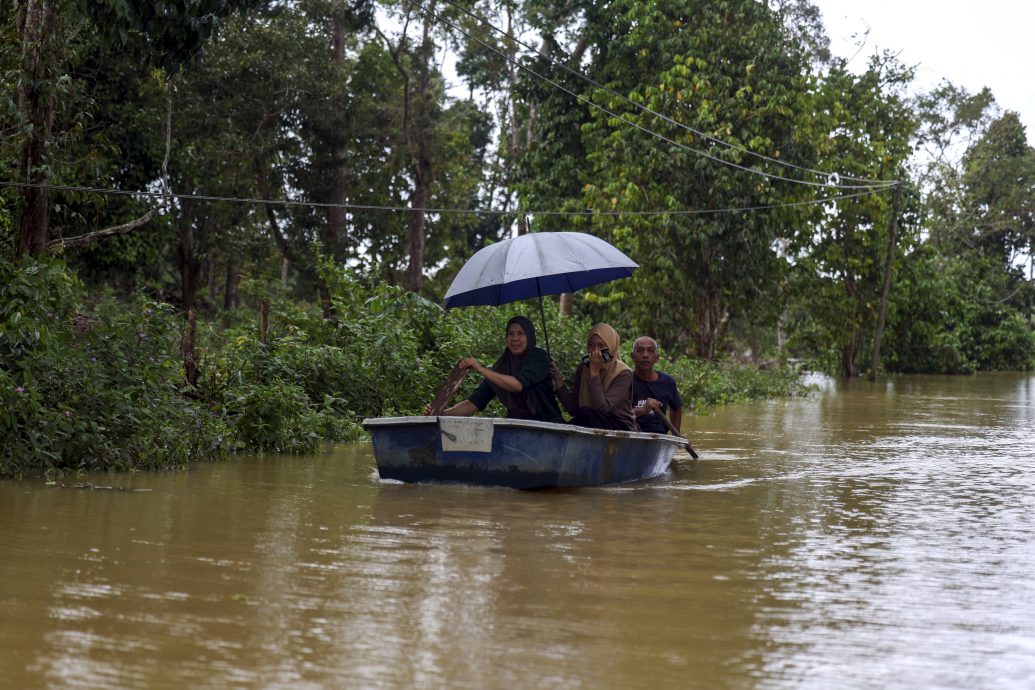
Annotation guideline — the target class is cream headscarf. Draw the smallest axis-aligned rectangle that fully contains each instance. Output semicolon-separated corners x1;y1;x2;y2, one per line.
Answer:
577;323;631;407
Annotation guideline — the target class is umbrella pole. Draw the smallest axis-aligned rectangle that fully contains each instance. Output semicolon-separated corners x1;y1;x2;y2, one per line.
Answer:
536;279;551;357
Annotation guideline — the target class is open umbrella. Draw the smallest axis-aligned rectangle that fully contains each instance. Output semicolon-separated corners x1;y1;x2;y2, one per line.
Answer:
443;231;638;353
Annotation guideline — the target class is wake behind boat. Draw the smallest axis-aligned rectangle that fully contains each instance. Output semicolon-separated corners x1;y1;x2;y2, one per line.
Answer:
362;416;685;489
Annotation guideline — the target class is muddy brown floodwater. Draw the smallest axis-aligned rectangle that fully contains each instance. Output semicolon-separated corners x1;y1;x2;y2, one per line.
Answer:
2;373;1034;689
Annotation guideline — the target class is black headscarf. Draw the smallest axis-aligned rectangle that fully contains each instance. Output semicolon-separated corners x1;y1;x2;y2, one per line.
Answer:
488;316;538;417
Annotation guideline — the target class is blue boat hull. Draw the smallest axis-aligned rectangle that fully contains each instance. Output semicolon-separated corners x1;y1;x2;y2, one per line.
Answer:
362;416;684;489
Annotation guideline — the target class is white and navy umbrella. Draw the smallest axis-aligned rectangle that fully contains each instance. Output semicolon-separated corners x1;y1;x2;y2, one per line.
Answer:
443;231;638;353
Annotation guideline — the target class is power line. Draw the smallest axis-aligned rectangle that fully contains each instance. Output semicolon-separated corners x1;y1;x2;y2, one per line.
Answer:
0;180;892;217
405;0;897;191
434;0;896;187
0;13;902;228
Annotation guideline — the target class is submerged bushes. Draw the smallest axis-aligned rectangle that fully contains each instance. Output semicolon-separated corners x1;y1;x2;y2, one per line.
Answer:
0;259;229;479
663;355;811;411
1;255;808;479
0;255;585;478
882;248;1035;374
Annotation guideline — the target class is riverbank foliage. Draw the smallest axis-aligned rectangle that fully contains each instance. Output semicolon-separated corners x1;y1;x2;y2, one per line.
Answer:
0;252;801;479
3;1;1034;477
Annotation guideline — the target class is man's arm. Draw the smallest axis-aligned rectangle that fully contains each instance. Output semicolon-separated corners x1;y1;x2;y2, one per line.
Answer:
663;372;683;433
668;406;682;433
634;398;664;417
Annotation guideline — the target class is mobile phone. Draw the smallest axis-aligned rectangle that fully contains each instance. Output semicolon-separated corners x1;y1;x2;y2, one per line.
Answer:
581;349;612;366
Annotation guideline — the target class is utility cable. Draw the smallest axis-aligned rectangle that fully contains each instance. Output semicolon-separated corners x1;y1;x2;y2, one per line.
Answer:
405;0;896;191
434;0;895;186
0;180;891;217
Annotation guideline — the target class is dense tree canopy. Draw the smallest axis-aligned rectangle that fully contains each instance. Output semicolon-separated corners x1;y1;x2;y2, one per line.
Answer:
4;0;1034;478
2;0;1033;378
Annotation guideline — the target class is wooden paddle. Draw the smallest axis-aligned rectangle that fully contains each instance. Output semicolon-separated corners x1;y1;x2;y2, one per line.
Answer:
426;361;470;416
658;410;699;460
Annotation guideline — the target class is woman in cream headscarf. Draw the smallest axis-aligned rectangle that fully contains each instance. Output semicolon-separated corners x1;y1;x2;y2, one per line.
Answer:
551;323;636;431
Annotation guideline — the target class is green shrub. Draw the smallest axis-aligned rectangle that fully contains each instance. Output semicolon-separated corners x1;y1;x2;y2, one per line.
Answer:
224;382;325;454
663;355;812;412
0;250;812;480
0;257;229;479
883;248;1035;374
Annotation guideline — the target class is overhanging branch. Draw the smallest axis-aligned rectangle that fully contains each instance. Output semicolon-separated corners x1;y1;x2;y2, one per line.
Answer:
47;207;160;249
47;76;175;253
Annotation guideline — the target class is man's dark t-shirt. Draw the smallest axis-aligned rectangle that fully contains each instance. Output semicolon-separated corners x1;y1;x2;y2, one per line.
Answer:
633;371;683;434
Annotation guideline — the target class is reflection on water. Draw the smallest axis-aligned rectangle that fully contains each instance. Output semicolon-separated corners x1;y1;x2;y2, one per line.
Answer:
1;374;1033;689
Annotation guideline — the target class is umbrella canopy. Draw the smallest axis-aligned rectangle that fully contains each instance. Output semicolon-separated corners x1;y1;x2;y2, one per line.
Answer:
443;232;638;308
442;232;638;354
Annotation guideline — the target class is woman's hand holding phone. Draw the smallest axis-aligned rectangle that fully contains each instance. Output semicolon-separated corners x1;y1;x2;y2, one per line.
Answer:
583;348;610;377
581;349;612;367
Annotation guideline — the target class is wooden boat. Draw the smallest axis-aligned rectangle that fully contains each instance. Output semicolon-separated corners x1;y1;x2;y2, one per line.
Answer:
362;416;685;489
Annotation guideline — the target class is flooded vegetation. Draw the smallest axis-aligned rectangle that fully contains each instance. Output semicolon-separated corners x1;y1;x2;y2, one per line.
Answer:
3;2;1034;685
3;374;1033;688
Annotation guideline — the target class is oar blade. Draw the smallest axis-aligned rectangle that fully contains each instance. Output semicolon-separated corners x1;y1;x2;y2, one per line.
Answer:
426;363;469;416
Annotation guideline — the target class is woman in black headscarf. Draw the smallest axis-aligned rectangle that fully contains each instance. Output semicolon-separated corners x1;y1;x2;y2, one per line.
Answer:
425;316;564;423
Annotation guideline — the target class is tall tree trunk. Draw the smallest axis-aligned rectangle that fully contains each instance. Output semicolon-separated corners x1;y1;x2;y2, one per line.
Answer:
404;156;431;292
840;305;859;378
776;238;790;355
1027;251;1034;333
403;10;436;293
777;306;789;355
223;256;239;311
842;341;857;378
691;252;724;359
559;292;573;317
206;256;218;306
182;309;198;387
869;184;903;380
505;10;528;237
328;17;350;248
254;160;295;264
179;203;200;315
693;291;722;360
840;224;859;377
14;0;57;259
319;283;336;321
